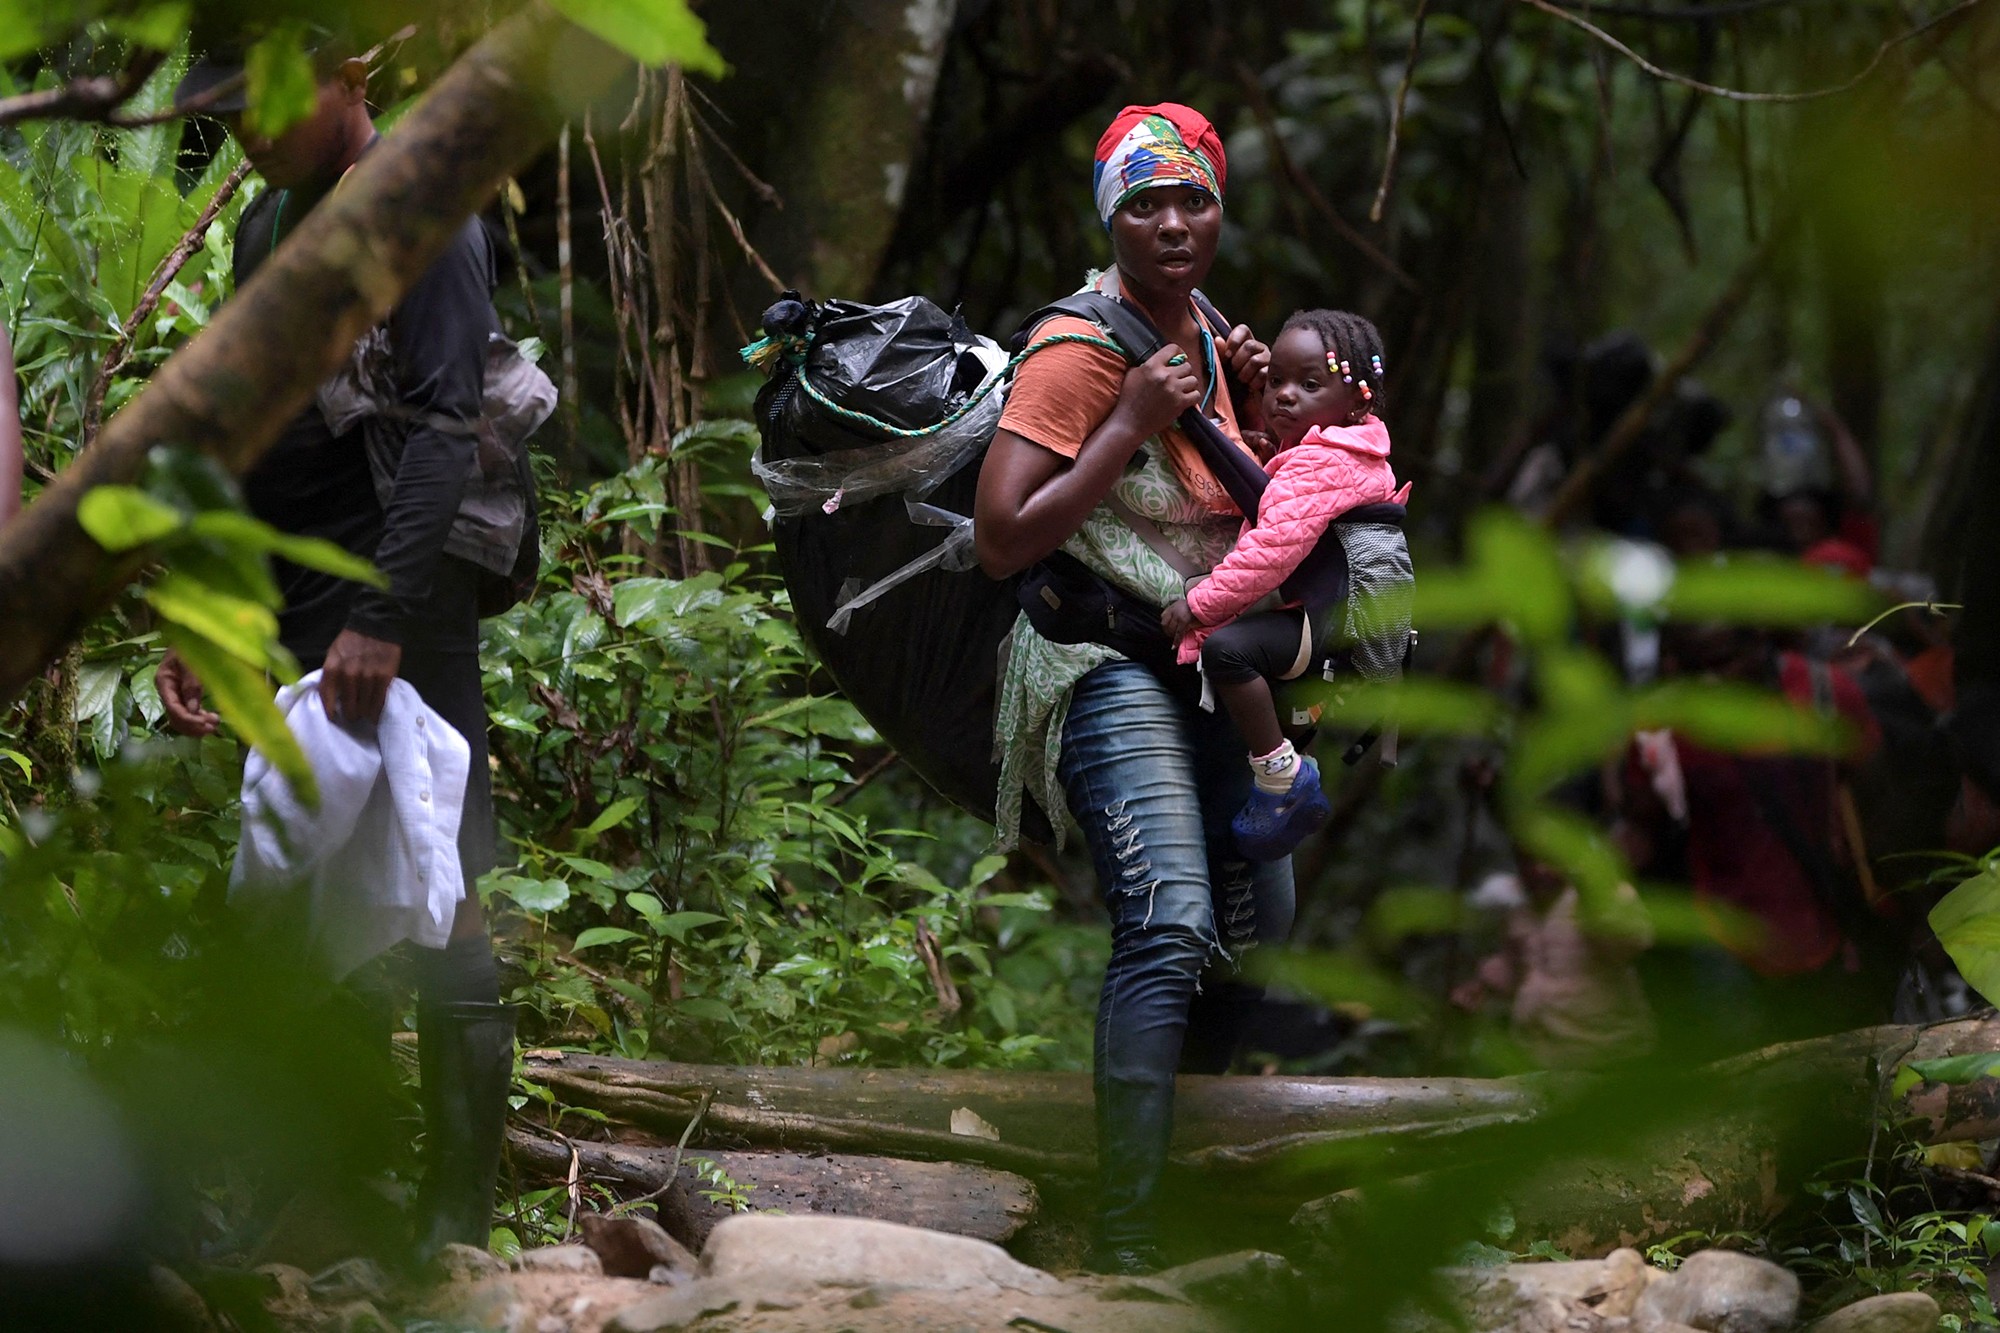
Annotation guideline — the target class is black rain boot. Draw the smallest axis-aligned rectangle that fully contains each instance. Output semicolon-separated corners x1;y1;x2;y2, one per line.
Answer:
413;999;516;1263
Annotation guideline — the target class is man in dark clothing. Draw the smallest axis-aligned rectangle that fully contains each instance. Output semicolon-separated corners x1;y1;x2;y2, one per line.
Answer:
157;48;516;1260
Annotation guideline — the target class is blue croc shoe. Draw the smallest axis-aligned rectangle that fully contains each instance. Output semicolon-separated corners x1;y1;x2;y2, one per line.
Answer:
1232;757;1333;861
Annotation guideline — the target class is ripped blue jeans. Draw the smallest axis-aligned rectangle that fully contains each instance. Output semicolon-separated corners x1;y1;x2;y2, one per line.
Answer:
1058;660;1296;1251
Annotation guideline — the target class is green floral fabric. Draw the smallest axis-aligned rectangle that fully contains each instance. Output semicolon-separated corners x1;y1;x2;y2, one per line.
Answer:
992;440;1241;851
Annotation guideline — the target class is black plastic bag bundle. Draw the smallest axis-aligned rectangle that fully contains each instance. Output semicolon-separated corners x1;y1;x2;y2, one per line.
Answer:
752;293;1038;833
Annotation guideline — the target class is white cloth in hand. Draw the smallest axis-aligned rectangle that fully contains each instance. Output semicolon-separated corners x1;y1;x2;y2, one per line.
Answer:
231;670;470;977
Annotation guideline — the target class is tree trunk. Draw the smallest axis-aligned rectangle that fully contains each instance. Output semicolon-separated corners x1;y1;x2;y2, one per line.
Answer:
524;1019;2000;1250
708;0;957;302
506;1129;1039;1248
0;3;632;706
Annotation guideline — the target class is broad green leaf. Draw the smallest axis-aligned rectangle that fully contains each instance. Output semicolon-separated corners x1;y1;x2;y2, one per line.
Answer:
556;853;619;881
1509;651;1631;801
675;997;735;1023
1931;866;2000;1008
0;0;62;60
188;511;387;586
507;878;572;913
0;748;31;780
1664;555;1879;627
546;0;727;75
78;484;184;550
1902;1052;2000;1087
245;25;317;140
166;626;316;805
578;796;641;837
1634;681;1849;757
573;926;642;952
144;573;281;671
73;662;120;723
655;910;726;943
487;1225;523;1261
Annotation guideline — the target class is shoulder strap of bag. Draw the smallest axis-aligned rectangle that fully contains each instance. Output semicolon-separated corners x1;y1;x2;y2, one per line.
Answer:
1103;493;1202;580
1013;292;1270;517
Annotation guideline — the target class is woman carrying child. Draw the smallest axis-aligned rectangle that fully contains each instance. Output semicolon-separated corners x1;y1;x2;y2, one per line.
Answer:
1162;310;1410;860
974;103;1288;1274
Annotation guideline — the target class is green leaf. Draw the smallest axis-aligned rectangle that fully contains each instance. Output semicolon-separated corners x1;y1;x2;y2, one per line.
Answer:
245;24;318;140
144;573;282;671
1931;867;2000;1009
487;1225;523;1261
573;926;642;952
675;997;735;1024
655;910;726;943
1902;1052;2000;1087
1664;555;1880;627
579;796;640;837
546;0;727;75
506;878;572;914
165;626;316;805
78;484;184;551
1634;681;1849;757
188;511;387;586
105;2;190;49
0;0;61;60
0;748;31;780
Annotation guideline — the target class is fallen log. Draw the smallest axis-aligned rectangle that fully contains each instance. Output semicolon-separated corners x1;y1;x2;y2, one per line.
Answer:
505;1128;1040;1247
520;1019;2000;1252
1295;1018;2000;1258
517;1049;1544;1186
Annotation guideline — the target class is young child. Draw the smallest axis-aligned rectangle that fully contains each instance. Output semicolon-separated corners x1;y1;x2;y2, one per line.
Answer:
1162;310;1406;859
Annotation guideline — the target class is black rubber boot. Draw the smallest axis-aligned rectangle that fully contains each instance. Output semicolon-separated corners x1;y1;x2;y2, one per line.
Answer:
413;1000;516;1261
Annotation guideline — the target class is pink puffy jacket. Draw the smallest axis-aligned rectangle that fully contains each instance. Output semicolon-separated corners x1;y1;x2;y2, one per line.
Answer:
1177;419;1405;665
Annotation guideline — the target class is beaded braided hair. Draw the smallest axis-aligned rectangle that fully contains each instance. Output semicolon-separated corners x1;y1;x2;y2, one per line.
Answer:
1280;308;1388;418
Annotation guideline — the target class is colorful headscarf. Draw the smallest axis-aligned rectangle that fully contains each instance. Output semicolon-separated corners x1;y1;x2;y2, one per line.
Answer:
1091;103;1227;226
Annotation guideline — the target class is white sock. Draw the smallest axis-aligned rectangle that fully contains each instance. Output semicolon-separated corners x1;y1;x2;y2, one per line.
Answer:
1251;740;1299;794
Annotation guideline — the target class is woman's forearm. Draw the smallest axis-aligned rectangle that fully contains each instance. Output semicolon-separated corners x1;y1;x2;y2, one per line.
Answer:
975;412;1150;576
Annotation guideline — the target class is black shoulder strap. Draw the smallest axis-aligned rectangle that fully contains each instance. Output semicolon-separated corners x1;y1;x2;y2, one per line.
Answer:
1012;291;1270;517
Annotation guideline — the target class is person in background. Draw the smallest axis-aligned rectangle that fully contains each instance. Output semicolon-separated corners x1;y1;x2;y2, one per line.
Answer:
1616;624;1898;1045
1763;396;1880;572
154;40;515;1263
1450;853;1656;1069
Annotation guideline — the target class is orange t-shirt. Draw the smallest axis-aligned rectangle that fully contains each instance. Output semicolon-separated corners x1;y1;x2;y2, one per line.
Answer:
997;312;1254;516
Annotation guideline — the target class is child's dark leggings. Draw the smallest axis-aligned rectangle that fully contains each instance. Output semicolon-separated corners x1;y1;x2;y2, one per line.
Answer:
1199;607;1327;685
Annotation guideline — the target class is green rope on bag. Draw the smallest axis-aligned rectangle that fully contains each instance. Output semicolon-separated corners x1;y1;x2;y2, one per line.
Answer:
735;330;1129;442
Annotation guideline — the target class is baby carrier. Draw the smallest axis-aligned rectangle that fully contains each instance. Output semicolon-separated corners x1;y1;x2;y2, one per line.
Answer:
744;289;1414;831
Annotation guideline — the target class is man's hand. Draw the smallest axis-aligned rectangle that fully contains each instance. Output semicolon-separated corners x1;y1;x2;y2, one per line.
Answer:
321;629;402;727
1221;323;1271;395
1161;598;1197;639
156;648;220;737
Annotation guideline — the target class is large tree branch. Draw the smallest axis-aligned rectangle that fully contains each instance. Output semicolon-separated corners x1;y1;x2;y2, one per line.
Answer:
0;4;632;705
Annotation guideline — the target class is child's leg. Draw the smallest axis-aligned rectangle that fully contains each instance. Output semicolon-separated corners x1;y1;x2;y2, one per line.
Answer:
1213;676;1284;758
1201;611;1312;787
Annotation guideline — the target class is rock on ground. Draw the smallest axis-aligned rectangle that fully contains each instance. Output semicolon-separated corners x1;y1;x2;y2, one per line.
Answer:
1807;1291;1942;1333
1634;1249;1800;1333
576;1213;697;1281
697;1213;1064;1295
